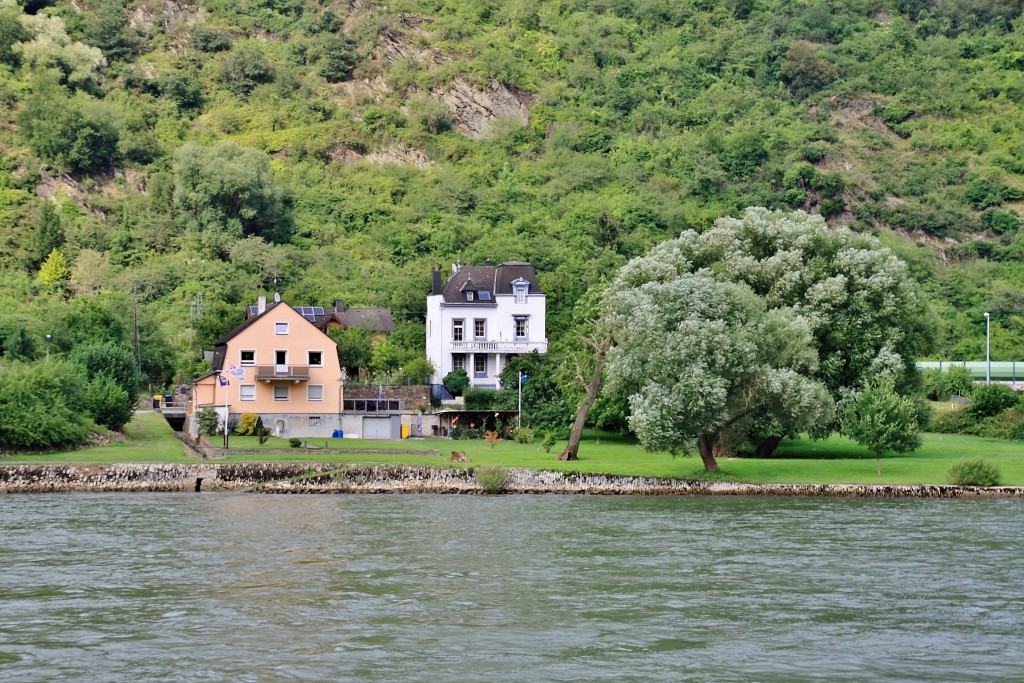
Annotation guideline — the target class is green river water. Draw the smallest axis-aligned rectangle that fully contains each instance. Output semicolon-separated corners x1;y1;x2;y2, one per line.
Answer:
1;493;1022;682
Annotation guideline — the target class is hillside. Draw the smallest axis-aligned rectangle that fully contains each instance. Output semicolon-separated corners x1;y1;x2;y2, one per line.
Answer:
2;0;1024;386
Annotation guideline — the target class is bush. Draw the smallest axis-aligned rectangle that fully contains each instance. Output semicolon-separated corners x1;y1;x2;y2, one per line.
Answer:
236;413;258;436
196;407;220;437
84;374;133;431
0;359;91;451
289;437;302;448
948;457;1001;486
190;28;232;53
541;431;557;453
513;425;534;444
970;383;1017;418
254;416;271;444
473;466;509;493
442;368;469;397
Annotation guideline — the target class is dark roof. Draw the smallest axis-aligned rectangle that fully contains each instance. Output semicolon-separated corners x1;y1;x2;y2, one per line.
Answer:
245;300;395;333
210;300;288;371
439;261;543;304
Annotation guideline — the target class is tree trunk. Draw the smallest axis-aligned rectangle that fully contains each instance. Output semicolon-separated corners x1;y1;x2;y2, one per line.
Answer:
876;453;881;476
753;435;784;458
558;352;607;461
558;331;612;461
697;434;721;473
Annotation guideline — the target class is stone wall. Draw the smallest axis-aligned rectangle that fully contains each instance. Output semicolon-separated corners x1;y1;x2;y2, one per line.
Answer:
345;385;430;407
2;464;1023;497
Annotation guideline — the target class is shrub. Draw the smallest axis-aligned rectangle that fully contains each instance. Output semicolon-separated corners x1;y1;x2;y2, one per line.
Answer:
442;368;469;396
84;374;133;431
289;437;302;448
970;383;1017;418
473;466;509;493
0;359;91;450
541;431;557;453
190;28;231;53
254;416;271;444
513;425;534;443
948;457;1001;486
196;407;220;437
484;429;499;447
236;413;258;436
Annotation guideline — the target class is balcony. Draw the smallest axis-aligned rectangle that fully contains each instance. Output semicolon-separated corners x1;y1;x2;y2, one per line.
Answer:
254;365;311;382
450;340;548;354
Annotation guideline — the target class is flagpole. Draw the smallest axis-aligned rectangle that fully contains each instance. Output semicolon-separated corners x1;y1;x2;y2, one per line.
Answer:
517;371;522;429
222;372;229;448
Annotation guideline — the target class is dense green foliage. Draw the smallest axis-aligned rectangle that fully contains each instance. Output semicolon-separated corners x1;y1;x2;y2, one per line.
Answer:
0;359;93;450
947;456;1002;486
841;375;922;474
3;0;1024;448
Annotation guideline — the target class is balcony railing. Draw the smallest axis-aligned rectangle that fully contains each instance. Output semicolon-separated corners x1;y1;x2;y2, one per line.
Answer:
450;340;548;354
254;365;311;381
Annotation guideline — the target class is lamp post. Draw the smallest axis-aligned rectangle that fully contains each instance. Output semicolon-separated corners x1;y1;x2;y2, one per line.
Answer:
985;312;991;385
45;334;51;359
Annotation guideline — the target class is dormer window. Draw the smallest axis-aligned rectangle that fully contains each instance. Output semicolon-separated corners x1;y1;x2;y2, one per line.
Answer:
467;291;474;301
514;284;528;304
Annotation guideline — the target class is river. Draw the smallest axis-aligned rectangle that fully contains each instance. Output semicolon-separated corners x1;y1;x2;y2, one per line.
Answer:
1;494;1022;682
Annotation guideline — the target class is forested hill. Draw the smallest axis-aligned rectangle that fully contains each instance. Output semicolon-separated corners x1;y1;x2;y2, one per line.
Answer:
2;0;1024;385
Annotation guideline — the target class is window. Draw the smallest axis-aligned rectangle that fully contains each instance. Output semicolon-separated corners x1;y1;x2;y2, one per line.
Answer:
514;317;528;339
275;322;289;335
308;416;321;427
274;385;289;401
467;291;474;301
240;385;256;401
240;350;256;366
514;285;527;304
478;291;491;301
452;354;465;371
452;319;464;342
275;350;287;365
308;351;323;367
474;319;486;339
474;354;487;376
308;385;324;401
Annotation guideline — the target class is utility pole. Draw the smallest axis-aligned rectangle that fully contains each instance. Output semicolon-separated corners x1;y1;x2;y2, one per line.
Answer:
985;312;991;384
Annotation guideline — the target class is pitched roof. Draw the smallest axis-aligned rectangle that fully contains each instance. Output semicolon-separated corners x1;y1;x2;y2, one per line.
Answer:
438;261;543;304
322;306;395;333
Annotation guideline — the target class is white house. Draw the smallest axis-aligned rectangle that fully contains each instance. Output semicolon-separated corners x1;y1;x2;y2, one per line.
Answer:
426;260;548;389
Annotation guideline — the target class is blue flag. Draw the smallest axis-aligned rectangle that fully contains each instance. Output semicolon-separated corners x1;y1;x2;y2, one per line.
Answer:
520;372;527;384
218;374;229;387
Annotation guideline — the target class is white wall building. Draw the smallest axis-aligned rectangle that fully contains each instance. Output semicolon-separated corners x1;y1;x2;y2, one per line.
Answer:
426;260;548;389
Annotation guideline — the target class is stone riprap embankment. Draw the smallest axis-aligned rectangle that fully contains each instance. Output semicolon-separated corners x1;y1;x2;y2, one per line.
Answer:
2;464;1023;497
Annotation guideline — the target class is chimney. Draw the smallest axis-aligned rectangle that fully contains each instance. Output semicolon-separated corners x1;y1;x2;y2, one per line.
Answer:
484;259;494;266
432;265;442;296
257;295;266;315
334;299;346;312
451;261;461;274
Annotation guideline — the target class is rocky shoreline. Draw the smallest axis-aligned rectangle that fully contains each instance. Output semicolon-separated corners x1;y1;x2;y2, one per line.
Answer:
1;463;1023;498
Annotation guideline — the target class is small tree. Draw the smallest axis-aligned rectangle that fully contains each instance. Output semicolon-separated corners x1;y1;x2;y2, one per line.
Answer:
37;249;70;288
841;376;921;476
254;416;271;444
84;374;133;431
196;407;220;437
443;368;469;397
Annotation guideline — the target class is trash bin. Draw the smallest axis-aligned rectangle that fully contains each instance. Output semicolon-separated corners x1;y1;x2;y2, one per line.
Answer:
163;394;173;406
332;429;344;438
153;394;162;409
401;424;410;439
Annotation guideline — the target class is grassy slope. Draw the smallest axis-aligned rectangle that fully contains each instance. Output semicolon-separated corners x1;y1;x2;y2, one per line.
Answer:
6;414;1023;486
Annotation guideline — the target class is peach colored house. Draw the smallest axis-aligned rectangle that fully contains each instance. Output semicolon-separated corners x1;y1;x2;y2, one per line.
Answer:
188;299;345;438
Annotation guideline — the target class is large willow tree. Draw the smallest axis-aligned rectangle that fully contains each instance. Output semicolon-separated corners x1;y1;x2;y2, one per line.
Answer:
603;207;932;470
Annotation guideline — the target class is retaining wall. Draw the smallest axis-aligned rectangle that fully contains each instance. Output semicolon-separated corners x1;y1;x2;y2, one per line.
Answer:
2;464;1023;497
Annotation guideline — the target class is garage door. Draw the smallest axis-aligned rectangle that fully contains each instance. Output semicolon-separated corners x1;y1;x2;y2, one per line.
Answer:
363;417;392;440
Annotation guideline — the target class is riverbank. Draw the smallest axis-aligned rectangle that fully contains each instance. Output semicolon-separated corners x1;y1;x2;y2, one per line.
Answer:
2;463;1023;497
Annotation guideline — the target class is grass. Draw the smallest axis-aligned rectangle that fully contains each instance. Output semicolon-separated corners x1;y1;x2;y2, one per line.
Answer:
1;411;193;464
4;415;1024;486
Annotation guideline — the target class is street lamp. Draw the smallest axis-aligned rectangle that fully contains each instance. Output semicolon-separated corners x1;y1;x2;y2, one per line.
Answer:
984;312;991;385
45;334;51;359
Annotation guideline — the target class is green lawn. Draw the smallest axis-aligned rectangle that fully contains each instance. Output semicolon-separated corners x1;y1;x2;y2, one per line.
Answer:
4;413;1024;486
